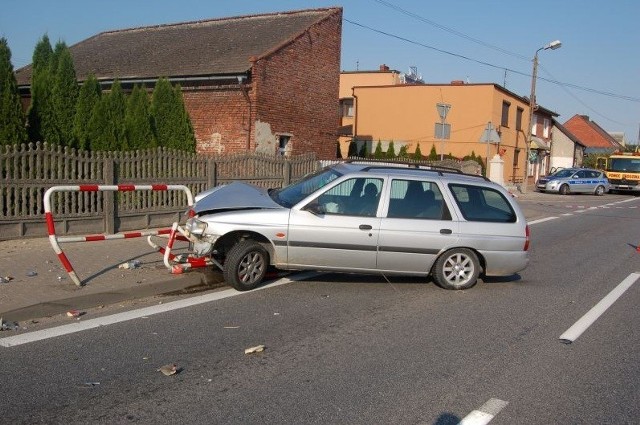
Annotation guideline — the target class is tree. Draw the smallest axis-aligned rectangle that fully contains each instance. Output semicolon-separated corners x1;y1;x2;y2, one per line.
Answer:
74;74;101;151
347;140;358;157
0;37;27;145
386;141;396;159
125;84;154;150
413;144;422;160
428;144;438;160
27;34;53;142
398;145;408;158
374;140;384;158
107;80;126;150
151;78;195;151
87;80;125;151
49;44;78;147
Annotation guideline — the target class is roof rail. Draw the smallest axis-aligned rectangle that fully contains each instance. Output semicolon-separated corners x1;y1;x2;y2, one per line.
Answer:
344;159;489;181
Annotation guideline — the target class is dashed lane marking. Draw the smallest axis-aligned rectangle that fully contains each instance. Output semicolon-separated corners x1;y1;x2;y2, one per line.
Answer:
458;398;509;425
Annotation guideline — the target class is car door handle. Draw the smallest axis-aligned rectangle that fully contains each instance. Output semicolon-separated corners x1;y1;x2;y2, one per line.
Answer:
359;224;373;230
440;228;452;234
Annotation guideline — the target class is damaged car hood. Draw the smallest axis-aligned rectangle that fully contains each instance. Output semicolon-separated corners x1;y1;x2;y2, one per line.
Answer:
193;181;283;213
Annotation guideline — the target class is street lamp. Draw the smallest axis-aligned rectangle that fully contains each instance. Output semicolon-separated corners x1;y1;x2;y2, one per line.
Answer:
523;40;561;192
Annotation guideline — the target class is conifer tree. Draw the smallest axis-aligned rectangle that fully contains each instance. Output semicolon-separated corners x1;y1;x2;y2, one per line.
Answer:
86;94;112;151
413;144;422;160
398;145;408;158
151;78;196;151
0;37;27;146
27;34;53;142
386;141;396;159
125;84;154;150
74;74;101;151
347;140;358;157
50;44;78;147
428;144;438;160
374;140;383;159
106;80;126;150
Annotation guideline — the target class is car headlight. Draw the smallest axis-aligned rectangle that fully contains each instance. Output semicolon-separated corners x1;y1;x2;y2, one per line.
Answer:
186;218;208;236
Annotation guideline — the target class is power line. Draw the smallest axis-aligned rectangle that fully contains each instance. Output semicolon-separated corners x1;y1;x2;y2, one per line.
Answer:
343;18;640;103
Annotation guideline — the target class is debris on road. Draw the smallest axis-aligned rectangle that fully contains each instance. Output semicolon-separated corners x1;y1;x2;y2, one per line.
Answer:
1;318;19;331
119;260;142;270
244;345;266;354
78;382;100;388
26;270;38;277
158;363;178;376
66;310;84;318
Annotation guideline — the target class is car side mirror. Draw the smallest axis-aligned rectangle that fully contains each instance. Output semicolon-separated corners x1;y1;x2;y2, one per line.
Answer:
304;202;325;216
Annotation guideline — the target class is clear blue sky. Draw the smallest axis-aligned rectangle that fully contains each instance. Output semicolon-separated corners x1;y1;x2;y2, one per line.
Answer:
2;0;639;143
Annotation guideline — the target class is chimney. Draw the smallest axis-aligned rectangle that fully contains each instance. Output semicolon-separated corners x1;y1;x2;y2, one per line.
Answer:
379;64;389;72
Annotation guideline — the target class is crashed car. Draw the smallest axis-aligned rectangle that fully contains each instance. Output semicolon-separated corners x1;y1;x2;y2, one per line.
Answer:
183;162;530;291
535;167;609;195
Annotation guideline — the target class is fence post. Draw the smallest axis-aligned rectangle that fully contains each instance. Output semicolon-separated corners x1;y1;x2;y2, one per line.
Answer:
283;161;292;186
207;159;217;188
103;160;116;234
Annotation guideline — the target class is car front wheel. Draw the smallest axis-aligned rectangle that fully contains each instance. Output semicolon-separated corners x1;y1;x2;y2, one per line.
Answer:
223;240;268;291
559;184;570;195
432;248;480;290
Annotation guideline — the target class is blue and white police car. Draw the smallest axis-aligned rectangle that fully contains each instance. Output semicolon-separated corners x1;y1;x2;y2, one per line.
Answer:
536;167;609;195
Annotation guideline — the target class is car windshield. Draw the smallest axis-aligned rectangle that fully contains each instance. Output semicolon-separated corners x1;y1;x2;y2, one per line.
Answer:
610;158;640;172
552;169;575;178
270;167;343;208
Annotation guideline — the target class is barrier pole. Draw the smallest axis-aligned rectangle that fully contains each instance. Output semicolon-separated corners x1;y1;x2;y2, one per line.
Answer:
44;184;193;287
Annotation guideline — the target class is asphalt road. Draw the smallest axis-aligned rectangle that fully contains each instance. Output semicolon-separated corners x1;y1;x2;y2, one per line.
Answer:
1;194;639;424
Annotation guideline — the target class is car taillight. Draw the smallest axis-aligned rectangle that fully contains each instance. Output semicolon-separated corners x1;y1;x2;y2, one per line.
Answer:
523;225;530;251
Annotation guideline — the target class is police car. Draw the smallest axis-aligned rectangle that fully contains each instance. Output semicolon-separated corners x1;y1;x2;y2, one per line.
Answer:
536;167;609;195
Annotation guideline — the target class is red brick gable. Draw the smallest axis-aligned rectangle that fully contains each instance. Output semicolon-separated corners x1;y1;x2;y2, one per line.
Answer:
563;115;622;150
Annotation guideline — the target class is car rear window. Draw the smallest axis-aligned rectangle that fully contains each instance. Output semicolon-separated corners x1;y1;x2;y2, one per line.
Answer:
449;184;516;223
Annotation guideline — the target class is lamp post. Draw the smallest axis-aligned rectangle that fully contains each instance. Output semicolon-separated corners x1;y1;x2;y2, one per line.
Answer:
523;39;561;192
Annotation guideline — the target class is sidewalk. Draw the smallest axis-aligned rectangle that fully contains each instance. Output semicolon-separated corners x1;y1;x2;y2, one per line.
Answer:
0;189;546;325
0;235;221;323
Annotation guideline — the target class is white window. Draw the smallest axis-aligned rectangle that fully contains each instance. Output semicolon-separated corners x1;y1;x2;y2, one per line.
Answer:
340;99;354;117
531;115;538;136
543;118;550;138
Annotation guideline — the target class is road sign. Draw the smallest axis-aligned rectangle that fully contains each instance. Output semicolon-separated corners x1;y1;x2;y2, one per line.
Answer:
479;122;500;143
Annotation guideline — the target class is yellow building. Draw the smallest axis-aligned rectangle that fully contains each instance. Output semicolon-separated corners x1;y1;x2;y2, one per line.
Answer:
339;69;557;186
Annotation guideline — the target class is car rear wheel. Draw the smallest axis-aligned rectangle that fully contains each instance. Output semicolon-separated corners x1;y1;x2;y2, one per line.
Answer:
432;248;480;290
594;185;605;196
223;240;268;291
559;184;570;195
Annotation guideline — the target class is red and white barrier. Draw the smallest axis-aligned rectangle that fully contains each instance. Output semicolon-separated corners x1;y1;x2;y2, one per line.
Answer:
44;184;194;286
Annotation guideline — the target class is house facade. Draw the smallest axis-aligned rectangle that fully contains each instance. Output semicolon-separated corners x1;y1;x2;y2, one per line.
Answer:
550;120;586;169
343;79;556;185
15;8;343;159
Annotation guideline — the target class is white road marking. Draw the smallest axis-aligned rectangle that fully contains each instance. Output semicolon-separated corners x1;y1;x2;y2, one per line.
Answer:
0;271;322;347
528;217;558;225
559;272;640;344
458;398;509;425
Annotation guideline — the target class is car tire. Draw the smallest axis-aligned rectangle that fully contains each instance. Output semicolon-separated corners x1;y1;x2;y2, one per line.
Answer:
223;240;269;291
594;185;605;196
432;248;480;290
559;184;570;195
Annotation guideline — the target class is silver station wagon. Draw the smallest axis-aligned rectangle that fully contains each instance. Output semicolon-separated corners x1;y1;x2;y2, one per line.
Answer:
535;167;609;195
184;162;530;291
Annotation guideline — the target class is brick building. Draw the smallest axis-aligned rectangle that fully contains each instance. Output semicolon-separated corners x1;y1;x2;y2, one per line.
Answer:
15;8;342;159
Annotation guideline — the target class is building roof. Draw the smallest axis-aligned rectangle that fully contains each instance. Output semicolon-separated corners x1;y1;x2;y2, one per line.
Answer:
15;7;341;86
552;119;585;148
563;114;623;152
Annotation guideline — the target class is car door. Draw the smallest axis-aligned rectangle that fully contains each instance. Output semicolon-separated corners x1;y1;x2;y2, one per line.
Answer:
287;177;383;271
572;170;589;193
376;179;459;274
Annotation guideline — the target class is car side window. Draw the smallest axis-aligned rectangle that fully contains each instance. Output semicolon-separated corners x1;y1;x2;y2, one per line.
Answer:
316;177;383;216
387;179;450;220
449;184;516;223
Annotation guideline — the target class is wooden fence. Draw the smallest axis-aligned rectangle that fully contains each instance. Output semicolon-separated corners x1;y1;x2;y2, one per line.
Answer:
0;142;318;240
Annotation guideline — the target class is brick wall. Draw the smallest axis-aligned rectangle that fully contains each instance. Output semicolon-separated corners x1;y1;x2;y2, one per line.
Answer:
180;9;341;158
182;84;253;155
250;10;342;159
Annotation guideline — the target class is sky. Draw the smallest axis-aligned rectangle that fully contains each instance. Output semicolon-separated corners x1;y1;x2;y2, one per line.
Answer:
2;0;639;143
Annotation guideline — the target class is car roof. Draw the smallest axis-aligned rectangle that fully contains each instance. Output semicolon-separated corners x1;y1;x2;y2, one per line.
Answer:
332;161;490;184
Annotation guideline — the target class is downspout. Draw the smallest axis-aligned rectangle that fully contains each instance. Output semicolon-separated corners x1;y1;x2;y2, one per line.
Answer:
238;75;252;151
352;87;358;142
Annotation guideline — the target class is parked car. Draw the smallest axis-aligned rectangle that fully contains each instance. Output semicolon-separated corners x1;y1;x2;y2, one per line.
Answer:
536;167;609;195
184;162;530;291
